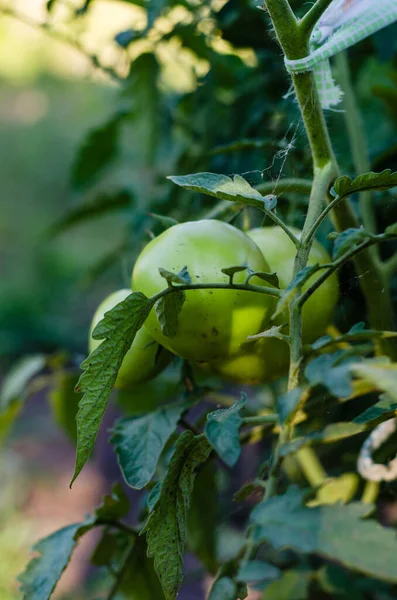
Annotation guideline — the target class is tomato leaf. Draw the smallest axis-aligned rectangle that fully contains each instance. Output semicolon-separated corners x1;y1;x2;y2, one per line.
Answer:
350;360;397;401
276;387;304;425
221;265;248;281
168;172;276;211
155;291;186;338
279;422;366;458
305;352;359;398
205;394;247;467
71;292;154;486
94;482;130;521
250;487;397;583
264;568;313;600
331;227;373;260
187;463;218;574
236;560;281;584
354;393;397;426
116;536;165;600
207;577;238;599
246;269;280;288
385;222;397;236
332;170;397;198
142;432;212;600
111;401;189;489
311;323;397;351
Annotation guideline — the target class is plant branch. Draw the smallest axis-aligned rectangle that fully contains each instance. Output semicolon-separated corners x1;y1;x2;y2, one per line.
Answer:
299;0;335;38
242;414;278;426
107;540;135;600
151;280;283;304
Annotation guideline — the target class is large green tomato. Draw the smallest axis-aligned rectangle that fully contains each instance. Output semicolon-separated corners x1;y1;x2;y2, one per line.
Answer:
132;220;276;362
248;226;339;342
89;289;169;389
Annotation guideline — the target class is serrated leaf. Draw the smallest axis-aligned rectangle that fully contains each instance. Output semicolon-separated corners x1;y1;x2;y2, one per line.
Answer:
118;536;165;600
333;170;397;198
332;227;372;260
47;372;81;443
72;292;154;486
111;402;188;489
264;568;312;600
95;482;129;521
305;352;359;398
354;393;397;426
250;487;397;583
142;432;212;600
350;361;397;401
187;462;218;574
273;265;319;319
155;291;185;338
279;422;366;457
246;269;280;287
207;576;237;600
48;189;132;236
277;387;304;425
159;266;191;285
205;394;246;467
71;110;129;189
18;523;84;600
168;172;275;211
236;560;281;583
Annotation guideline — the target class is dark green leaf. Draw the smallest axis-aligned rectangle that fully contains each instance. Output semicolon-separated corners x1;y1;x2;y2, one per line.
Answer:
207;576;237;600
279;422;366;457
155;291;186;338
159;266;191;285
250;487;397;583
71;110;129;189
277;388;303;425
354;393;397;426
90;529;129;568
147;482;162;512
47;372;81;443
311;323;397;351
187;463;218;574
48;189;132;236
142;432;212;600
71;292;154;486
221;265;248;281
205;394;246;467
332;227;372;260
273;265;319;319
305;352;358;397
332;170;397;198
94;482;129;521
264;568;312;600
18;523;83;600
118;536;165;600
168;172;275;211
236;560;281;584
246;269;280;287
111;402;188;489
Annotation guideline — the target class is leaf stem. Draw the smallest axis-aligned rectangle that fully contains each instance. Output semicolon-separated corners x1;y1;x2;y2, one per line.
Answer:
151;280;282;303
242;414;278;425
299;0;335;38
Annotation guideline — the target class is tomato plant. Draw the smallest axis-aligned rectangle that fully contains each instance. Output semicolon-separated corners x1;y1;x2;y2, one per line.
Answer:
1;1;397;600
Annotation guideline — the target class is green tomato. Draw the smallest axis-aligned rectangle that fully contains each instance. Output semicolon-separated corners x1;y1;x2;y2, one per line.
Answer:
89;289;169;389
132;220;276;362
248;226;339;342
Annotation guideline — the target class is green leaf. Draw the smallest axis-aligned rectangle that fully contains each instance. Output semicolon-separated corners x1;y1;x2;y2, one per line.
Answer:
155;291;186;338
221;265;249;281
332;170;397;198
111;402;188;489
48;189;132;236
264;568;312;600
331;227;372;260
236;560;281;584
311;323;397;351
273;265;319;319
90;529;129;568
168;172;275;211
305;352;358;397
207;576;237;600
117;536;165;599
246;269;280;288
94;482;129;521
71;110;129;189
250;487;397;583
18;523;83;600
279;422;366;457
0;354;46;440
354;393;397;426
159;266;192;285
142;432;212;600
276;388;304;425
71;292;154;486
187;463;218;574
246;324;288;346
205;394;246;467
385;222;397;236
311;473;359;506
350;361;397;401
47;372;81;443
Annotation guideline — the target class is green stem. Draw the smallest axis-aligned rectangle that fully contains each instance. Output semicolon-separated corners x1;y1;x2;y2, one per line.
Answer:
335;52;378;242
296;447;327;487
299;0;335;37
361;480;380;504
107;540;135;600
152;280;283;304
383;252;397;278
242;414;278;425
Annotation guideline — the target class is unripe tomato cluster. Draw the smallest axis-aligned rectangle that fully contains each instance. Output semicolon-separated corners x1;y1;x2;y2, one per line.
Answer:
89;219;338;387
